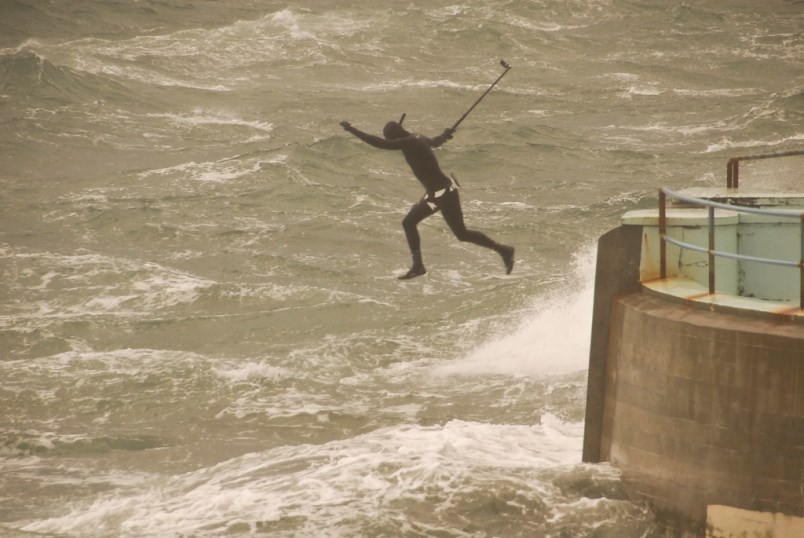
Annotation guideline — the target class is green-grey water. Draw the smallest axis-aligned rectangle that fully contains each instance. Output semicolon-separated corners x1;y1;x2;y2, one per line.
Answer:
1;1;802;535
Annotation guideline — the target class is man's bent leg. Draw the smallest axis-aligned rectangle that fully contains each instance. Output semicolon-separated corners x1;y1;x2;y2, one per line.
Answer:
438;190;515;274
399;198;436;279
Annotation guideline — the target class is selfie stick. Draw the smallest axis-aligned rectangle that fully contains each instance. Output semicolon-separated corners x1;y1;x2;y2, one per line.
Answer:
451;60;511;131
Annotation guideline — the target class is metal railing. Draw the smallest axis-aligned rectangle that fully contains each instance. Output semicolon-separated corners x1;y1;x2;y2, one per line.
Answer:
658;188;804;309
727;149;804;188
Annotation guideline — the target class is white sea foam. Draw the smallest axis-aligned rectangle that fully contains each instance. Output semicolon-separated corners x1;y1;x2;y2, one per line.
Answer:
18;416;585;536
622;120;738;136
266;8;378;44
620;84;663;98
0;348;220;431
355;78;544;97
270;9;320;41
72;48;233;91
213;360;293;384
0;250;215;322
673;87;760;98
3;348;209;379
137;157;264;184
703;133;804;153
150;110;274;135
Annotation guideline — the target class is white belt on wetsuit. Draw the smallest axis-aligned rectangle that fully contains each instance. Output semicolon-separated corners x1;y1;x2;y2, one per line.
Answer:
424;178;458;210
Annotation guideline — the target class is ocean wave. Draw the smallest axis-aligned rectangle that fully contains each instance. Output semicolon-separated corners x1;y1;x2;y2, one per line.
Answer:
0;47;138;105
0;347;228;436
433;245;595;378
352;77;544;97
1;430;167;457
266;8;369;43
15;417;605;536
148;110;273;134
672;87;762;98
12;414;653;536
136;157;266;184
703;133;804;154
0;249;216;322
623;120;738;136
619;84;663;98
20;7;382;92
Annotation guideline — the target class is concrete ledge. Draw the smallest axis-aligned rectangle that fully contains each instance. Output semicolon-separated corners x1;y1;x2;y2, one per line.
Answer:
707;505;804;538
740;211;804;224
643;277;804;321
622;208;802;226
623;208;739;227
675;188;804;209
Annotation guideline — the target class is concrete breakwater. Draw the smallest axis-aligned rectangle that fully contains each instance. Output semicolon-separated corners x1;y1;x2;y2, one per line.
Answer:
583;190;804;535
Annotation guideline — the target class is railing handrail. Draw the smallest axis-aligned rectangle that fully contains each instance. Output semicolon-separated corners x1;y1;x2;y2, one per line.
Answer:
727;149;804;188
662;235;799;268
665;187;804;219
658;187;804;309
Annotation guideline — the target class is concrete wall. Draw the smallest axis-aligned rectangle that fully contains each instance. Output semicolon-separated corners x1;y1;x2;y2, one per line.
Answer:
583;225;643;463
707;505;804;538
738;214;801;301
599;290;804;529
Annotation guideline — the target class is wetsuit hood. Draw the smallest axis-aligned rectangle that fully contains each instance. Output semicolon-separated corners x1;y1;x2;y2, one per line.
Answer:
383;121;408;139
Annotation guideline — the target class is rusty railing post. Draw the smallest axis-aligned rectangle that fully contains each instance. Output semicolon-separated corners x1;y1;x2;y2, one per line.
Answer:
709;206;715;294
732;158;739;189
726;150;803;189
727;158;735;188
659;188;667;280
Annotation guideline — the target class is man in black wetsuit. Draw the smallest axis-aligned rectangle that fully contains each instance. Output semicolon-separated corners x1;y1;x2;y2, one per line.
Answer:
340;119;515;279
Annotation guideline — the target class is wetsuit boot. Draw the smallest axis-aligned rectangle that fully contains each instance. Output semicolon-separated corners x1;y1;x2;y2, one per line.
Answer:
398;250;427;280
499;245;515;275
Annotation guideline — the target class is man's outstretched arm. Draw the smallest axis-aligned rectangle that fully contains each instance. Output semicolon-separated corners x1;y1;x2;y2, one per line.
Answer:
429;128;455;148
340;121;401;150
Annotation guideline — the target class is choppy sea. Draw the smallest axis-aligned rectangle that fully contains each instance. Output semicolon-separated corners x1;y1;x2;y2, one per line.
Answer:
1;1;802;536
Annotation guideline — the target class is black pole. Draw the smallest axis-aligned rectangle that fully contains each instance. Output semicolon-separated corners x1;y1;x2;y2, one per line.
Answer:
451;60;512;132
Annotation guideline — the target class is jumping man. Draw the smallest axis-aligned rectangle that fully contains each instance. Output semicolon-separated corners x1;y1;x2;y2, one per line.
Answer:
340;119;515;279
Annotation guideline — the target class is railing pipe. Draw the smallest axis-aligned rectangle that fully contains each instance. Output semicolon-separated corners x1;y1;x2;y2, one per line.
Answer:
659;189;666;279
667;188;803;218
663;235;800;268
726;149;804;189
708;206;715;294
